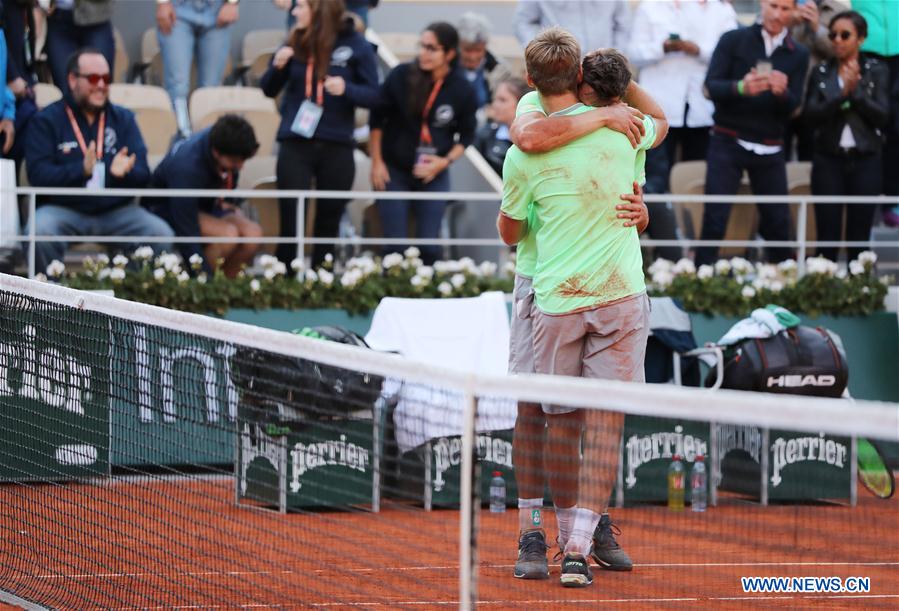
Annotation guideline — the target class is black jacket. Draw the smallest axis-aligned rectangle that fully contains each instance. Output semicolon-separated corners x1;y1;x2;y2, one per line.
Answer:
803;54;890;156
705;24;810;144
2;0;36;87
474;121;511;176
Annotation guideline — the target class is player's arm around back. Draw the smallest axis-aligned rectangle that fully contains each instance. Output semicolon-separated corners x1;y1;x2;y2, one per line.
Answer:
497;151;530;245
622;81;668;148
510;104;647;153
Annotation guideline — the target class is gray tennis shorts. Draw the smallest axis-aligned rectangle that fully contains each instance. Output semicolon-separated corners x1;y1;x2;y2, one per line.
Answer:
533;292;650;415
508;274;536;375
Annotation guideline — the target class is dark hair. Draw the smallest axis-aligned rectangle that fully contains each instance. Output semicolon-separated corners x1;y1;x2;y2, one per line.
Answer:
289;0;347;82
65;47;106;76
829;10;867;39
496;76;531;102
407;22;460;119
582;48;632;102
524;27;581;96
209;114;260;160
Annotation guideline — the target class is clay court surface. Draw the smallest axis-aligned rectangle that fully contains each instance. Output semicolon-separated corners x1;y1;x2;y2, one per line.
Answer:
1;477;897;609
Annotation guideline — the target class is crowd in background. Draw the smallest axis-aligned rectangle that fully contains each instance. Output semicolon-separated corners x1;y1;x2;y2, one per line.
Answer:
2;0;898;275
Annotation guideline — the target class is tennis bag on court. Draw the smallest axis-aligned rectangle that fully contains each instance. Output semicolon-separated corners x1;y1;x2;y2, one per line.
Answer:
709;326;848;397
233;326;384;424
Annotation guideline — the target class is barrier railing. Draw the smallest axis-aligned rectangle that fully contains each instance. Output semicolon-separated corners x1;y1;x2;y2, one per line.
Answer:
4;186;899;278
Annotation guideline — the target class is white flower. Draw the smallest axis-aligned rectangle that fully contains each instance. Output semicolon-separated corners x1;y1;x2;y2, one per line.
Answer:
407;257;423;269
96;253;110;266
673;258;696;276
714;259;731;275
263;268;277;281
415;265;434;281
46;260;65;277
98;267;112;280
304;269;318;283
769;280;784;293
438;281;453;296
410;275;426;287
806;256;838;276
291;258;305;272
459;257;478;274
730;257;753;275
250;279;261;292
341;269;363;288
697;265;714;280
156;253;181;271
648;258;674;276
382;253;404;269
450;273;466;288
777;259;798;272
189;253;204;268
403;246;420;259
652;270;674;289
113;254;129;267
502;260;516;276
132;246;154;260
862;286;871;294
479;261;498;277
177;271;189;284
324;253;334;264
741;286;756;299
318;269;334;286
153;268;165;282
836;268;848;279
858;251;877;265
756;263;778;280
197;273;208;284
258;254;277;268
849;260;865;276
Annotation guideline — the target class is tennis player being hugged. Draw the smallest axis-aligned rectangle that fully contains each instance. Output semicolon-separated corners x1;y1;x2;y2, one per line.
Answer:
499;28;667;588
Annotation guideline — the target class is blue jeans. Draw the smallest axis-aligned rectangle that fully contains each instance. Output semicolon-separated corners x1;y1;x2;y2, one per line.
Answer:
158;0;231;110
25;203;174;275
377;166;450;264
697;132;792;266
46;9;115;92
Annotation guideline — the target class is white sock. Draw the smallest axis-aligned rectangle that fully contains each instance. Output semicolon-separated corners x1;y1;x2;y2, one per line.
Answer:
517;498;544;533
564;508;601;558
554;505;577;549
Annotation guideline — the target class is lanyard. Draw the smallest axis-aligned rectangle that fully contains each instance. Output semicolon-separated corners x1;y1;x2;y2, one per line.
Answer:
305;59;325;106
419;78;444;146
65;106;105;160
216;171;235;208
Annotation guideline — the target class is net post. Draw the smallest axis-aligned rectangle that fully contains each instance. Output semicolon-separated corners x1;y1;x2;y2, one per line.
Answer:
371;398;383;513
615;434;624;508
850;436;858;507
424;440;433;511
797;198;808;275
296;195;306;266
27;193;36;278
760;428;770;506
234;419;241;507
458;391;479;611
710;423;719;507
278;438;288;514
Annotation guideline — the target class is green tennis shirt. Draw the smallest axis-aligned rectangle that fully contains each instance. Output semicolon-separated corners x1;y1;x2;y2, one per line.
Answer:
501;94;655;315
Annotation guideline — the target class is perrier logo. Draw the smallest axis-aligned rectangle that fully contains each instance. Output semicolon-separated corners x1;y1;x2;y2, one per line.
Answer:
625;425;707;488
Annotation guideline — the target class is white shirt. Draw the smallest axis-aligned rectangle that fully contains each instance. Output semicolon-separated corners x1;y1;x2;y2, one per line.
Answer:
627;0;738;128
836;76;857;148
761;25;788;57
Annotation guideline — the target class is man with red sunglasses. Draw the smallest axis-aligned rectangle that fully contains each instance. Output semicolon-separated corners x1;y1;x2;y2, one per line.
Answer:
24;47;174;275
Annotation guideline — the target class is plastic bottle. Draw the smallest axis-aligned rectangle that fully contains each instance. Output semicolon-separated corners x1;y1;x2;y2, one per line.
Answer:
489;470;506;513
691;454;707;513
667;455;685;511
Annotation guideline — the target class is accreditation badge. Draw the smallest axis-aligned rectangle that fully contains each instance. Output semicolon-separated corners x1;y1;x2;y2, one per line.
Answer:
291;100;324;138
86;162;105;191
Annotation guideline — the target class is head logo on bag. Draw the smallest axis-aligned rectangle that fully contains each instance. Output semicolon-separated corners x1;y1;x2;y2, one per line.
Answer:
766;374;837;389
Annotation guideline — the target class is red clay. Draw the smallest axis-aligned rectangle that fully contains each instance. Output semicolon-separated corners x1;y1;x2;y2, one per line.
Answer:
0;478;896;609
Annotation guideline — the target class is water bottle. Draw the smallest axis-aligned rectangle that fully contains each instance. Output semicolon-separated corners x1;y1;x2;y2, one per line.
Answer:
691;454;707;513
667;455;685;511
489;470;506;513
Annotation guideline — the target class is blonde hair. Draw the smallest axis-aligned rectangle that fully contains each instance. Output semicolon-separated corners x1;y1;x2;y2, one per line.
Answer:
524;27;580;96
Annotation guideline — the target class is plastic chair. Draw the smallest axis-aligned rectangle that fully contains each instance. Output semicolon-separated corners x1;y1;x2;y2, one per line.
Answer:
108;84;177;156
33;83;62;109
189;87;280;155
376;32;419;63
237;29;285;85
113;28;130;84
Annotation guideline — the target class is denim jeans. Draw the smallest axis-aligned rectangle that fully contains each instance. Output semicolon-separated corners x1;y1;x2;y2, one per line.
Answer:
158;0;231;122
46;9;115;92
696;132;792;266
377;166;450;265
25;203;175;275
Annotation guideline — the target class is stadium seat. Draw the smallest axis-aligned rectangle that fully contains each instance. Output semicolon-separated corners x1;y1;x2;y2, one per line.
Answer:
375;32;419;64
787;161;817;249
488;34;526;78
237;29;285;86
113;28;130;84
33;83;62;109
344;149;375;240
108;84;177;156
189;87;280;155
248;178;279;256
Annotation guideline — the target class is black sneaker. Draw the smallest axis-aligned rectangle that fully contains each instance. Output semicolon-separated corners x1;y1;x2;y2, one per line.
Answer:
591;513;633;571
513;530;549;579
560;553;593;587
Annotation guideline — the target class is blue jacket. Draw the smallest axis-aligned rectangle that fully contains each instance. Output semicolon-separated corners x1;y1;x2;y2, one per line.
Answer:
144;128;235;265
0;21;15;122
25;97;150;212
260;20;379;144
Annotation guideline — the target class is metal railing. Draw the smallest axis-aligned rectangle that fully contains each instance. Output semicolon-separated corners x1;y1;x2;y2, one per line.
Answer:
4;186;899;278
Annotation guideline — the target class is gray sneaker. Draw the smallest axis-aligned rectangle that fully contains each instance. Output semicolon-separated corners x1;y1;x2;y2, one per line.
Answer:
513;530;549;579
590;513;633;571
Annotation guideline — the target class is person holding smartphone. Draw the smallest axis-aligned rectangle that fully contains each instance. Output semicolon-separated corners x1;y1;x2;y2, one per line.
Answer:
697;0;810;266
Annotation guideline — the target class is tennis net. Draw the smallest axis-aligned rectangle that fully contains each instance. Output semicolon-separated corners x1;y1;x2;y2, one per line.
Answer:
0;273;897;609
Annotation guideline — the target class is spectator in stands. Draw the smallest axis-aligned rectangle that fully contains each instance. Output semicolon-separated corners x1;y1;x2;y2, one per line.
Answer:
475;76;529;176
0;5;16;158
25;48;172;274
513;0;630;54
3;0;37;172
457;12;513;110
156;0;239;139
276;0;378;29
41;0;115;93
852;0;899;222
626;0;737;261
369;22;477;265
261;0;378;268
804;10;888;262
696;0;810;266
145;115;261;278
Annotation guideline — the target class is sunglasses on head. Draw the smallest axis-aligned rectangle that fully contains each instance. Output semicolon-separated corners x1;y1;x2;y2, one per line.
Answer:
76;72;111;85
828;30;853;41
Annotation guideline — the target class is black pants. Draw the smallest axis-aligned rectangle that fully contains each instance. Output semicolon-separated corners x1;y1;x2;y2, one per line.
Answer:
811;151;881;262
644;126;710;260
871;54;899;197
276;139;355;267
697;132;792;266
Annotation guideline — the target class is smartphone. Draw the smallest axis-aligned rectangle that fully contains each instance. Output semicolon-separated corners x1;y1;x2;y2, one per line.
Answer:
755;60;773;76
668;33;681;41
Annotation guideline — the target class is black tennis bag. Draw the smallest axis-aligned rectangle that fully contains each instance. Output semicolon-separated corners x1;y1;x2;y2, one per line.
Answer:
710;326;849;397
232;326;385;425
